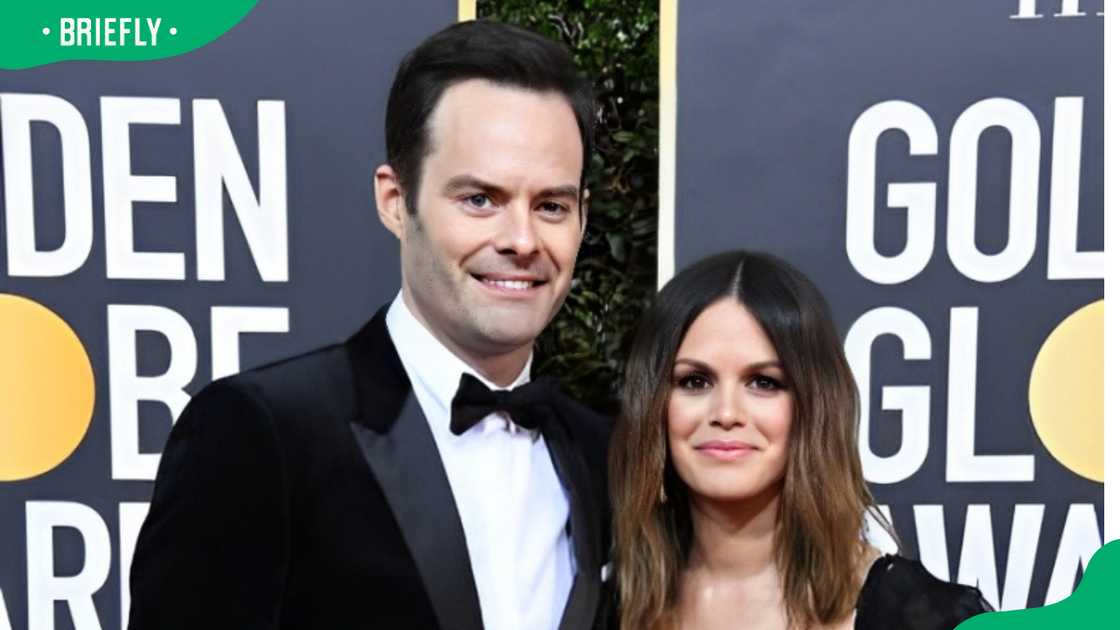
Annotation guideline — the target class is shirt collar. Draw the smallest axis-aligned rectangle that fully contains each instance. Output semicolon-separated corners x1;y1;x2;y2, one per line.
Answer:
385;292;533;423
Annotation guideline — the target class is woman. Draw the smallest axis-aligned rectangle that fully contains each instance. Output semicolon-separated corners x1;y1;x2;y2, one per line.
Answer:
605;251;990;630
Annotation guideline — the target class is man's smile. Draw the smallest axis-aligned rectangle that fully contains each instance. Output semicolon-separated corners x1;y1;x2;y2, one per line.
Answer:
471;273;548;295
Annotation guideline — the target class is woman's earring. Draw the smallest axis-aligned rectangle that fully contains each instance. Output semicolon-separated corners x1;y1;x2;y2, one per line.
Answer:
659;480;668;504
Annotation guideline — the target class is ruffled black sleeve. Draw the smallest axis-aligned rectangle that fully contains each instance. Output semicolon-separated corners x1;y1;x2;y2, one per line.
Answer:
855;555;994;630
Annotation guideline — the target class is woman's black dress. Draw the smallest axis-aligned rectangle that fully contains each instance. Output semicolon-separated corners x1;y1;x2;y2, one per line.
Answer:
854;554;992;630
596;554;992;629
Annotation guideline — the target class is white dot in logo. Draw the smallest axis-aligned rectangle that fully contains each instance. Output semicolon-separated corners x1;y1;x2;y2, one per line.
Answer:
169;27;178;35
42;27;50;35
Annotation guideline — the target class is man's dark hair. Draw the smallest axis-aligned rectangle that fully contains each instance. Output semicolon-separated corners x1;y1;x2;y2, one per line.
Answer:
385;19;596;213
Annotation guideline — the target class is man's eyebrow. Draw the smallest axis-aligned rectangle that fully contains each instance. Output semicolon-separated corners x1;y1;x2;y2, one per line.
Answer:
442;175;580;202
537;185;580;200
442;174;504;196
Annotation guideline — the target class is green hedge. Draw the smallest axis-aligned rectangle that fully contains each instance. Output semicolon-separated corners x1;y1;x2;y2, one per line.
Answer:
478;0;659;415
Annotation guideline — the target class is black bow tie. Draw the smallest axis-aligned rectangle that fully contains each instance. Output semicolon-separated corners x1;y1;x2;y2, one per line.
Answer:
449;373;556;436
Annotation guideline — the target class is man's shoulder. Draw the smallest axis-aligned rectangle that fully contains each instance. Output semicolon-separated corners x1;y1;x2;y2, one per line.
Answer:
197;342;358;421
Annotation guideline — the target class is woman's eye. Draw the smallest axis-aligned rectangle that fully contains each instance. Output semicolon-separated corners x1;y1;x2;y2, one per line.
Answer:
750;375;784;391
676;374;710;390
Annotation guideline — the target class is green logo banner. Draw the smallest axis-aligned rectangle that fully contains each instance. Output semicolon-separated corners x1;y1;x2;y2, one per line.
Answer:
0;0;258;69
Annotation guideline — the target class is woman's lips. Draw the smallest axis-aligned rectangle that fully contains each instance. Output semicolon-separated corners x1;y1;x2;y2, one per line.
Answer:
695;440;756;461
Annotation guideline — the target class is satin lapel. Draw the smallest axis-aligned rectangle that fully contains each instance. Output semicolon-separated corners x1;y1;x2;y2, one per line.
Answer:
542;411;602;630
349;393;485;630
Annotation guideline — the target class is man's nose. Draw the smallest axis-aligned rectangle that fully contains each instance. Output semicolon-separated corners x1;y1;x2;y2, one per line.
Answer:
494;202;541;258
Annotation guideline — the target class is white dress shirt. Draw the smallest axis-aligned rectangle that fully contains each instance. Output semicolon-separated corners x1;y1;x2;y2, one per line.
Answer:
386;293;574;630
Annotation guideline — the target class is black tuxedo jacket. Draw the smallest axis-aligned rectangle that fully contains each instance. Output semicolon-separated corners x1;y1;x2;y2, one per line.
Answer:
128;306;611;630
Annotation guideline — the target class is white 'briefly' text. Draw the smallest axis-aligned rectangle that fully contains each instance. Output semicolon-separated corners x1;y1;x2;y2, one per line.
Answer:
58;18;163;47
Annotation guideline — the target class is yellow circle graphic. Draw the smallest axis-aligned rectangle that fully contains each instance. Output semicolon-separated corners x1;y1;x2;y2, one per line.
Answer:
1028;300;1103;482
0;294;95;481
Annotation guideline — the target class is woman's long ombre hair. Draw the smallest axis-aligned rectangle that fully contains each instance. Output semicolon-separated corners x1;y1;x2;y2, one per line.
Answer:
609;251;892;630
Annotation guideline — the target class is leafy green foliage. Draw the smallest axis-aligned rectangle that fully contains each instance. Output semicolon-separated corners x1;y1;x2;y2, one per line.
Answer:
479;0;659;415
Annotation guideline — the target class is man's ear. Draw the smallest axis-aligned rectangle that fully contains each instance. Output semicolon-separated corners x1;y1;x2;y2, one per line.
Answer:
374;164;407;240
580;189;591;238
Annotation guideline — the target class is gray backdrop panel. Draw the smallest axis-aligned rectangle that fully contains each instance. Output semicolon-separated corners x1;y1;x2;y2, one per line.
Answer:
0;2;456;628
675;0;1103;609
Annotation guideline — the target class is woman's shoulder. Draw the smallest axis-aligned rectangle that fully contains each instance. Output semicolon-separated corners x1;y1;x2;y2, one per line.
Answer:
855;554;993;630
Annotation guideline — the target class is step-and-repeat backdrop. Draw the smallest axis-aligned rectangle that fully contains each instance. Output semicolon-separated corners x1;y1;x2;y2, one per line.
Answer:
0;2;457;628
0;0;1106;626
671;0;1103;611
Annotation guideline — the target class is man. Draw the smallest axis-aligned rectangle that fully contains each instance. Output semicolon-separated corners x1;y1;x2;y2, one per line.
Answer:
128;20;609;630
